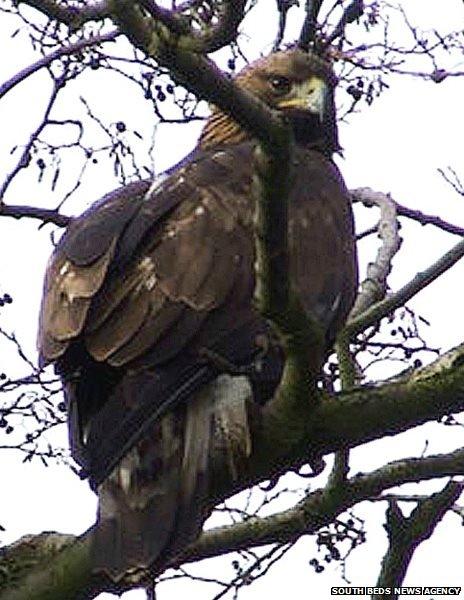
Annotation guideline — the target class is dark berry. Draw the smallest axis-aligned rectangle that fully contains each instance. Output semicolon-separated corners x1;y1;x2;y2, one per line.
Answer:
347;85;362;100
309;558;318;566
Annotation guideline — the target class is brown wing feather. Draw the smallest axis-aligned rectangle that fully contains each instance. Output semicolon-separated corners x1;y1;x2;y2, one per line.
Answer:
38;239;117;364
37;145;256;370
85;285;153;362
290;148;357;344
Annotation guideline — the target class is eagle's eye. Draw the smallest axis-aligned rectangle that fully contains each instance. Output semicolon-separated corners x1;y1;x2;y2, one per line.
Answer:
269;75;292;95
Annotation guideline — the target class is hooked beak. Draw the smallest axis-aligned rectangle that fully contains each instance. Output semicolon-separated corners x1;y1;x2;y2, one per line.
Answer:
277;76;328;121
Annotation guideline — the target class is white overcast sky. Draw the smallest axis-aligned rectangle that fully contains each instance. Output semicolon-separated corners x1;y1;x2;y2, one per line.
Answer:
1;2;464;599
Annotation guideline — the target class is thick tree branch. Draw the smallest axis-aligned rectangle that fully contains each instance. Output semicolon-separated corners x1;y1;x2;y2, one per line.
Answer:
4;439;464;598
207;343;464;510
138;0;247;53
2;345;464;597
109;0;288;152
189;454;464;564
373;481;464;598
298;0;324;50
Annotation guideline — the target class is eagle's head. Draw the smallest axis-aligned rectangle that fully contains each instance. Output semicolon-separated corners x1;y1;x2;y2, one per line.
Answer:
199;49;339;154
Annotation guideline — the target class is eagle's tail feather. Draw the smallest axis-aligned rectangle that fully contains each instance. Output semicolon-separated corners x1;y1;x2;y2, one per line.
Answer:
92;374;252;580
92;407;185;579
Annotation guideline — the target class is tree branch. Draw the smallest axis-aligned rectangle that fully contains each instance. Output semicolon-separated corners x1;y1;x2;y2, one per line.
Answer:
138;0;248;53
0;204;71;227
298;0;324;50
16;0;111;29
108;0;287;151
374;481;464;598
0;31;119;101
0;76;63;200
323;0;364;46
350;188;402;318
353;187;464;239
371;493;464;520
344;236;464;339
4;437;464;598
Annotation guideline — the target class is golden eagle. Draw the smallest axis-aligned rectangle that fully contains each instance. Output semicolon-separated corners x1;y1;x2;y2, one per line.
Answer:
38;49;358;578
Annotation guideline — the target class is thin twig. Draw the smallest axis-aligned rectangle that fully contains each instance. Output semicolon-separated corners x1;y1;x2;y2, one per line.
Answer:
353;187;464;238
0;76;63;200
0;30;119;101
345;236;464;339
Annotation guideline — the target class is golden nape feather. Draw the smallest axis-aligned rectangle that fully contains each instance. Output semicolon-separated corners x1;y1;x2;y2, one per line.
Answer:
37;48;357;579
199;49;338;152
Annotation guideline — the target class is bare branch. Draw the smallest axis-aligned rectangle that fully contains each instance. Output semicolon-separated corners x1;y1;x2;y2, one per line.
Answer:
0;31;119;101
0;204;71;227
353;187;464;238
273;0;298;51
371;493;464;521
298;0;324;50
4;446;464;598
374;481;464;597
323;0;364;46
0;77;62;200
16;0;111;29
344;236;464;339
350;188;402;318
438;166;464;198
138;0;247;53
186;0;248;53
